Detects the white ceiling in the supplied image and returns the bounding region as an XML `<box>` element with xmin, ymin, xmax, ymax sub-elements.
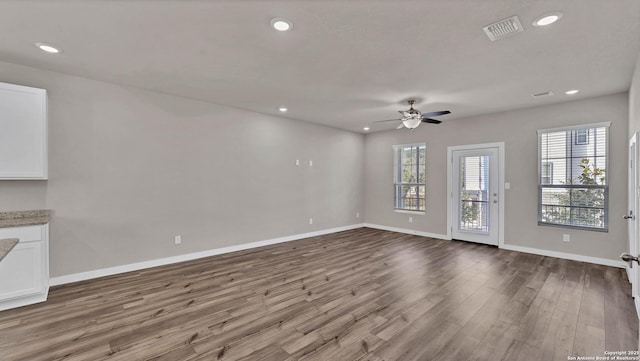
<box><xmin>1</xmin><ymin>0</ymin><xmax>639</xmax><ymax>133</ymax></box>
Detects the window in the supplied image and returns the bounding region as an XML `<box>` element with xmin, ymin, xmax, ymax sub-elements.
<box><xmin>393</xmin><ymin>143</ymin><xmax>426</xmax><ymax>211</ymax></box>
<box><xmin>538</xmin><ymin>123</ymin><xmax>609</xmax><ymax>231</ymax></box>
<box><xmin>575</xmin><ymin>129</ymin><xmax>589</xmax><ymax>145</ymax></box>
<box><xmin>541</xmin><ymin>162</ymin><xmax>553</xmax><ymax>185</ymax></box>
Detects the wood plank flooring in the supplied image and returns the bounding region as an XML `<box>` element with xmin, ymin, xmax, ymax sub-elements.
<box><xmin>0</xmin><ymin>228</ymin><xmax>637</xmax><ymax>361</ymax></box>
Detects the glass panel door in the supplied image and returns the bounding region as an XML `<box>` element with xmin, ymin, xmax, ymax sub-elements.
<box><xmin>451</xmin><ymin>147</ymin><xmax>499</xmax><ymax>245</ymax></box>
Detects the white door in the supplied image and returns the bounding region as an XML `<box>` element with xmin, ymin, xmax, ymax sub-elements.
<box><xmin>628</xmin><ymin>133</ymin><xmax>638</xmax><ymax>300</ymax></box>
<box><xmin>451</xmin><ymin>147</ymin><xmax>500</xmax><ymax>245</ymax></box>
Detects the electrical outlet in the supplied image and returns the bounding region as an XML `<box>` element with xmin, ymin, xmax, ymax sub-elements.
<box><xmin>562</xmin><ymin>234</ymin><xmax>570</xmax><ymax>242</ymax></box>
<box><xmin>175</xmin><ymin>235</ymin><xmax>182</xmax><ymax>245</ymax></box>
<box><xmin>309</xmin><ymin>218</ymin><xmax>313</xmax><ymax>225</ymax></box>
<box><xmin>356</xmin><ymin>212</ymin><xmax>360</xmax><ymax>218</ymax></box>
<box><xmin>409</xmin><ymin>217</ymin><xmax>413</xmax><ymax>223</ymax></box>
<box><xmin>295</xmin><ymin>159</ymin><xmax>300</xmax><ymax>166</ymax></box>
<box><xmin>309</xmin><ymin>160</ymin><xmax>313</xmax><ymax>167</ymax></box>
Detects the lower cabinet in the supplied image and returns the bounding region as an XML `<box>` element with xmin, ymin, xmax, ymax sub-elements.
<box><xmin>0</xmin><ymin>224</ymin><xmax>49</xmax><ymax>311</ymax></box>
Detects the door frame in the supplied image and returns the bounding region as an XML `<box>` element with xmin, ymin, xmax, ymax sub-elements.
<box><xmin>629</xmin><ymin>133</ymin><xmax>640</xmax><ymax>317</ymax></box>
<box><xmin>447</xmin><ymin>142</ymin><xmax>505</xmax><ymax>247</ymax></box>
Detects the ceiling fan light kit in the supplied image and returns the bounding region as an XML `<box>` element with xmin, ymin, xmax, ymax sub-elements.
<box><xmin>402</xmin><ymin>118</ymin><xmax>422</xmax><ymax>129</ymax></box>
<box><xmin>373</xmin><ymin>99</ymin><xmax>450</xmax><ymax>130</ymax></box>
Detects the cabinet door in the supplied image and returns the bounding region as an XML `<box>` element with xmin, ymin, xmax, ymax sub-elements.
<box><xmin>0</xmin><ymin>241</ymin><xmax>44</xmax><ymax>300</ymax></box>
<box><xmin>0</xmin><ymin>82</ymin><xmax>47</xmax><ymax>179</ymax></box>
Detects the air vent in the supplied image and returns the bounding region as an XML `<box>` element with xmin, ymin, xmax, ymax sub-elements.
<box><xmin>483</xmin><ymin>16</ymin><xmax>524</xmax><ymax>41</ymax></box>
<box><xmin>532</xmin><ymin>91</ymin><xmax>554</xmax><ymax>97</ymax></box>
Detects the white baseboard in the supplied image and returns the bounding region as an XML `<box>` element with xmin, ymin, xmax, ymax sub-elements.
<box><xmin>365</xmin><ymin>223</ymin><xmax>624</xmax><ymax>269</ymax></box>
<box><xmin>500</xmin><ymin>244</ymin><xmax>626</xmax><ymax>268</ymax></box>
<box><xmin>50</xmin><ymin>223</ymin><xmax>628</xmax><ymax>287</ymax></box>
<box><xmin>363</xmin><ymin>223</ymin><xmax>624</xmax><ymax>268</ymax></box>
<box><xmin>50</xmin><ymin>223</ymin><xmax>365</xmax><ymax>286</ymax></box>
<box><xmin>624</xmin><ymin>267</ymin><xmax>640</xmax><ymax>320</ymax></box>
<box><xmin>363</xmin><ymin>223</ymin><xmax>450</xmax><ymax>240</ymax></box>
<box><xmin>0</xmin><ymin>292</ymin><xmax>48</xmax><ymax>312</ymax></box>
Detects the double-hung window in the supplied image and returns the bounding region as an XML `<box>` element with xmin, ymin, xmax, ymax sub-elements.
<box><xmin>393</xmin><ymin>143</ymin><xmax>426</xmax><ymax>211</ymax></box>
<box><xmin>538</xmin><ymin>123</ymin><xmax>609</xmax><ymax>231</ymax></box>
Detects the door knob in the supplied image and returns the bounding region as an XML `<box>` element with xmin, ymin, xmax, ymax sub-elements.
<box><xmin>620</xmin><ymin>253</ymin><xmax>640</xmax><ymax>267</ymax></box>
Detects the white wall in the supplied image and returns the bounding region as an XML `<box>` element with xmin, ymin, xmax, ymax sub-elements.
<box><xmin>0</xmin><ymin>58</ymin><xmax>632</xmax><ymax>278</ymax></box>
<box><xmin>364</xmin><ymin>93</ymin><xmax>628</xmax><ymax>261</ymax></box>
<box><xmin>0</xmin><ymin>61</ymin><xmax>364</xmax><ymax>277</ymax></box>
<box><xmin>630</xmin><ymin>51</ymin><xmax>640</xmax><ymax>138</ymax></box>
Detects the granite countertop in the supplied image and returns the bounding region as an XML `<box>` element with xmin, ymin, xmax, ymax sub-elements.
<box><xmin>0</xmin><ymin>238</ymin><xmax>19</xmax><ymax>262</ymax></box>
<box><xmin>0</xmin><ymin>210</ymin><xmax>51</xmax><ymax>228</ymax></box>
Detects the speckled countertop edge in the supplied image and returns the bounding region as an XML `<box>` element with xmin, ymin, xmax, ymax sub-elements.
<box><xmin>0</xmin><ymin>210</ymin><xmax>51</xmax><ymax>228</ymax></box>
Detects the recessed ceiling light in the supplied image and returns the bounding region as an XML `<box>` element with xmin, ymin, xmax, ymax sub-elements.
<box><xmin>278</xmin><ymin>106</ymin><xmax>288</xmax><ymax>112</ymax></box>
<box><xmin>270</xmin><ymin>18</ymin><xmax>293</xmax><ymax>31</ymax></box>
<box><xmin>35</xmin><ymin>42</ymin><xmax>61</xmax><ymax>54</ymax></box>
<box><xmin>533</xmin><ymin>12</ymin><xmax>563</xmax><ymax>27</ymax></box>
<box><xmin>363</xmin><ymin>127</ymin><xmax>370</xmax><ymax>131</ymax></box>
<box><xmin>565</xmin><ymin>89</ymin><xmax>580</xmax><ymax>95</ymax></box>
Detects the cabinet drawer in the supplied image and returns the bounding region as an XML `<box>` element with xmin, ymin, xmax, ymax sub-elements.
<box><xmin>0</xmin><ymin>225</ymin><xmax>42</xmax><ymax>243</ymax></box>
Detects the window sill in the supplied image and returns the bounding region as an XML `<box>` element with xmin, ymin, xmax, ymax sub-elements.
<box><xmin>538</xmin><ymin>221</ymin><xmax>608</xmax><ymax>233</ymax></box>
<box><xmin>394</xmin><ymin>209</ymin><xmax>426</xmax><ymax>215</ymax></box>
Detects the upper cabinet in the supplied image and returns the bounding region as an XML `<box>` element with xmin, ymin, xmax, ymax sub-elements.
<box><xmin>0</xmin><ymin>82</ymin><xmax>48</xmax><ymax>180</ymax></box>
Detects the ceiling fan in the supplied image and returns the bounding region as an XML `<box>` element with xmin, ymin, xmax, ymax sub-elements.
<box><xmin>375</xmin><ymin>100</ymin><xmax>451</xmax><ymax>129</ymax></box>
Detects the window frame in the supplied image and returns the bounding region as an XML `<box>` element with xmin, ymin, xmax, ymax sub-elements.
<box><xmin>393</xmin><ymin>143</ymin><xmax>426</xmax><ymax>212</ymax></box>
<box><xmin>537</xmin><ymin>122</ymin><xmax>610</xmax><ymax>232</ymax></box>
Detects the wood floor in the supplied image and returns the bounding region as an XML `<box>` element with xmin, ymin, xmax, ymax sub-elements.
<box><xmin>0</xmin><ymin>228</ymin><xmax>637</xmax><ymax>361</ymax></box>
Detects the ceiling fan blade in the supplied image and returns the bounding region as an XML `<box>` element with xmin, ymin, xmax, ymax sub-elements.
<box><xmin>396</xmin><ymin>123</ymin><xmax>405</xmax><ymax>129</ymax></box>
<box><xmin>422</xmin><ymin>118</ymin><xmax>442</xmax><ymax>124</ymax></box>
<box><xmin>373</xmin><ymin>119</ymin><xmax>402</xmax><ymax>123</ymax></box>
<box><xmin>421</xmin><ymin>110</ymin><xmax>451</xmax><ymax>117</ymax></box>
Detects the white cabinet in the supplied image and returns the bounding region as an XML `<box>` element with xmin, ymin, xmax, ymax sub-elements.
<box><xmin>0</xmin><ymin>82</ymin><xmax>48</xmax><ymax>179</ymax></box>
<box><xmin>0</xmin><ymin>224</ymin><xmax>49</xmax><ymax>311</ymax></box>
